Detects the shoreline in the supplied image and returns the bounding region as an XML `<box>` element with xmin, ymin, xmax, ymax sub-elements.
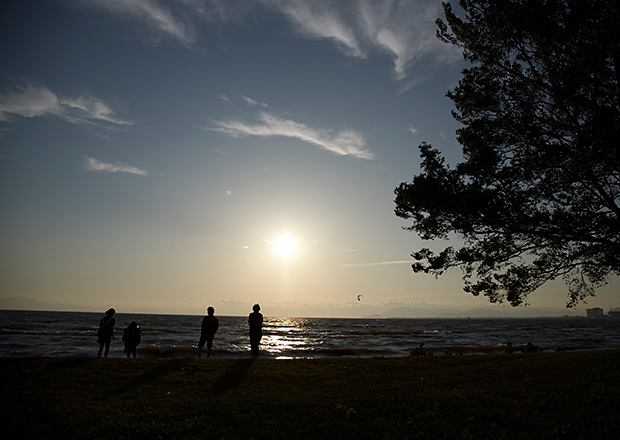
<box><xmin>3</xmin><ymin>340</ymin><xmax>615</xmax><ymax>360</ymax></box>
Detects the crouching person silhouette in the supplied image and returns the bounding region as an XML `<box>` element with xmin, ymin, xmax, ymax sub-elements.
<box><xmin>123</xmin><ymin>321</ymin><xmax>141</xmax><ymax>358</ymax></box>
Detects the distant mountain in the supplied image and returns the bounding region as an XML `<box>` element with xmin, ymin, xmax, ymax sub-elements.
<box><xmin>377</xmin><ymin>306</ymin><xmax>578</xmax><ymax>318</ymax></box>
<box><xmin>373</xmin><ymin>307</ymin><xmax>444</xmax><ymax>318</ymax></box>
<box><xmin>441</xmin><ymin>307</ymin><xmax>576</xmax><ymax>318</ymax></box>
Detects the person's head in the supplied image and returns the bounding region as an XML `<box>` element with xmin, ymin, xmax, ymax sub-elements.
<box><xmin>207</xmin><ymin>306</ymin><xmax>215</xmax><ymax>316</ymax></box>
<box><xmin>106</xmin><ymin>308</ymin><xmax>116</xmax><ymax>316</ymax></box>
<box><xmin>252</xmin><ymin>304</ymin><xmax>260</xmax><ymax>313</ymax></box>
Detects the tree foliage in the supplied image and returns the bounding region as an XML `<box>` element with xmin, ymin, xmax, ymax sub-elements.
<box><xmin>394</xmin><ymin>0</ymin><xmax>620</xmax><ymax>307</ymax></box>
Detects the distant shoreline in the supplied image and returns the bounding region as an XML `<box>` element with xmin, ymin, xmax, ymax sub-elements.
<box><xmin>0</xmin><ymin>306</ymin><xmax>592</xmax><ymax>319</ymax></box>
<box><xmin>0</xmin><ymin>295</ymin><xmax>605</xmax><ymax>318</ymax></box>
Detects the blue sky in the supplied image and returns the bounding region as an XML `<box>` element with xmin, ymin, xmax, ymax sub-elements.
<box><xmin>1</xmin><ymin>0</ymin><xmax>617</xmax><ymax>317</ymax></box>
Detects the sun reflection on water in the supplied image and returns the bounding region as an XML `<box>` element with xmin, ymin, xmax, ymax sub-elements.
<box><xmin>261</xmin><ymin>318</ymin><xmax>316</xmax><ymax>358</ymax></box>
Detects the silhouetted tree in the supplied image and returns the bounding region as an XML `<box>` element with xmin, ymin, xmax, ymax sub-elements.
<box><xmin>394</xmin><ymin>0</ymin><xmax>619</xmax><ymax>307</ymax></box>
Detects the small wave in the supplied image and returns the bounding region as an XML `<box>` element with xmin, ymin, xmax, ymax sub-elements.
<box><xmin>0</xmin><ymin>329</ymin><xmax>68</xmax><ymax>336</ymax></box>
<box><xmin>136</xmin><ymin>328</ymin><xmax>167</xmax><ymax>335</ymax></box>
<box><xmin>76</xmin><ymin>326</ymin><xmax>96</xmax><ymax>332</ymax></box>
<box><xmin>139</xmin><ymin>344</ymin><xmax>197</xmax><ymax>358</ymax></box>
<box><xmin>349</xmin><ymin>330</ymin><xmax>412</xmax><ymax>336</ymax></box>
<box><xmin>438</xmin><ymin>344</ymin><xmax>506</xmax><ymax>354</ymax></box>
<box><xmin>315</xmin><ymin>347</ymin><xmax>389</xmax><ymax>357</ymax></box>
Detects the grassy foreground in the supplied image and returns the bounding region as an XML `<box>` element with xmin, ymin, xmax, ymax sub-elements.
<box><xmin>2</xmin><ymin>350</ymin><xmax>619</xmax><ymax>440</ymax></box>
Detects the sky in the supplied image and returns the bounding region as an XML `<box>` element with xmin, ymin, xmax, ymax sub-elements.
<box><xmin>1</xmin><ymin>0</ymin><xmax>617</xmax><ymax>317</ymax></box>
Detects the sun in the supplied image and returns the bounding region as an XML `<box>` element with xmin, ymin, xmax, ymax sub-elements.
<box><xmin>273</xmin><ymin>235</ymin><xmax>297</xmax><ymax>258</ymax></box>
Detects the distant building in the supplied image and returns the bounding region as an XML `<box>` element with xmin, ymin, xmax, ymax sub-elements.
<box><xmin>586</xmin><ymin>307</ymin><xmax>605</xmax><ymax>318</ymax></box>
<box><xmin>608</xmin><ymin>308</ymin><xmax>620</xmax><ymax>319</ymax></box>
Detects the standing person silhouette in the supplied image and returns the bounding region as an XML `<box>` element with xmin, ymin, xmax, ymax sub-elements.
<box><xmin>97</xmin><ymin>308</ymin><xmax>116</xmax><ymax>358</ymax></box>
<box><xmin>198</xmin><ymin>306</ymin><xmax>219</xmax><ymax>359</ymax></box>
<box><xmin>248</xmin><ymin>304</ymin><xmax>263</xmax><ymax>358</ymax></box>
<box><xmin>122</xmin><ymin>321</ymin><xmax>141</xmax><ymax>358</ymax></box>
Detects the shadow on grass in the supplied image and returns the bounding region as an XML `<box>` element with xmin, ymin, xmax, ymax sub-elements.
<box><xmin>48</xmin><ymin>358</ymin><xmax>93</xmax><ymax>371</ymax></box>
<box><xmin>110</xmin><ymin>359</ymin><xmax>191</xmax><ymax>396</ymax></box>
<box><xmin>211</xmin><ymin>358</ymin><xmax>255</xmax><ymax>396</ymax></box>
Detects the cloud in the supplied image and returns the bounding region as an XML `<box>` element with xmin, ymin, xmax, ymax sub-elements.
<box><xmin>78</xmin><ymin>0</ymin><xmax>197</xmax><ymax>46</ymax></box>
<box><xmin>60</xmin><ymin>96</ymin><xmax>133</xmax><ymax>126</ymax></box>
<box><xmin>76</xmin><ymin>0</ymin><xmax>253</xmax><ymax>46</ymax></box>
<box><xmin>0</xmin><ymin>82</ymin><xmax>59</xmax><ymax>120</ymax></box>
<box><xmin>74</xmin><ymin>0</ymin><xmax>459</xmax><ymax>83</ymax></box>
<box><xmin>261</xmin><ymin>0</ymin><xmax>460</xmax><ymax>81</ymax></box>
<box><xmin>357</xmin><ymin>0</ymin><xmax>448</xmax><ymax>80</ymax></box>
<box><xmin>0</xmin><ymin>80</ymin><xmax>133</xmax><ymax>128</ymax></box>
<box><xmin>264</xmin><ymin>0</ymin><xmax>363</xmax><ymax>57</ymax></box>
<box><xmin>240</xmin><ymin>95</ymin><xmax>268</xmax><ymax>107</ymax></box>
<box><xmin>210</xmin><ymin>112</ymin><xmax>374</xmax><ymax>159</ymax></box>
<box><xmin>241</xmin><ymin>95</ymin><xmax>258</xmax><ymax>106</ymax></box>
<box><xmin>84</xmin><ymin>156</ymin><xmax>147</xmax><ymax>176</ymax></box>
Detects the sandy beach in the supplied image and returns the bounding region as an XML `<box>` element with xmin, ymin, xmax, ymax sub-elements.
<box><xmin>2</xmin><ymin>349</ymin><xmax>619</xmax><ymax>439</ymax></box>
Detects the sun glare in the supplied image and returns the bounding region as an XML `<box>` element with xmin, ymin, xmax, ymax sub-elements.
<box><xmin>273</xmin><ymin>235</ymin><xmax>297</xmax><ymax>258</ymax></box>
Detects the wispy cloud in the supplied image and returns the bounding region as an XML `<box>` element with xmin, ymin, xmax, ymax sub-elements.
<box><xmin>0</xmin><ymin>80</ymin><xmax>133</xmax><ymax>128</ymax></box>
<box><xmin>261</xmin><ymin>0</ymin><xmax>460</xmax><ymax>81</ymax></box>
<box><xmin>0</xmin><ymin>82</ymin><xmax>58</xmax><ymax>120</ymax></box>
<box><xmin>78</xmin><ymin>0</ymin><xmax>197</xmax><ymax>46</ymax></box>
<box><xmin>77</xmin><ymin>0</ymin><xmax>256</xmax><ymax>46</ymax></box>
<box><xmin>84</xmin><ymin>156</ymin><xmax>147</xmax><ymax>176</ymax></box>
<box><xmin>74</xmin><ymin>0</ymin><xmax>459</xmax><ymax>84</ymax></box>
<box><xmin>265</xmin><ymin>0</ymin><xmax>363</xmax><ymax>57</ymax></box>
<box><xmin>240</xmin><ymin>95</ymin><xmax>268</xmax><ymax>107</ymax></box>
<box><xmin>60</xmin><ymin>95</ymin><xmax>132</xmax><ymax>126</ymax></box>
<box><xmin>341</xmin><ymin>260</ymin><xmax>412</xmax><ymax>267</ymax></box>
<box><xmin>358</xmin><ymin>0</ymin><xmax>449</xmax><ymax>80</ymax></box>
<box><xmin>209</xmin><ymin>112</ymin><xmax>374</xmax><ymax>160</ymax></box>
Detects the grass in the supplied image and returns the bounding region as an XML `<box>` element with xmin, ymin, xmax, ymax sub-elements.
<box><xmin>2</xmin><ymin>350</ymin><xmax>619</xmax><ymax>439</ymax></box>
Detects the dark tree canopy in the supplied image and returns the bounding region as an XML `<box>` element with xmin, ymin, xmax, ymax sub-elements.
<box><xmin>394</xmin><ymin>0</ymin><xmax>620</xmax><ymax>307</ymax></box>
